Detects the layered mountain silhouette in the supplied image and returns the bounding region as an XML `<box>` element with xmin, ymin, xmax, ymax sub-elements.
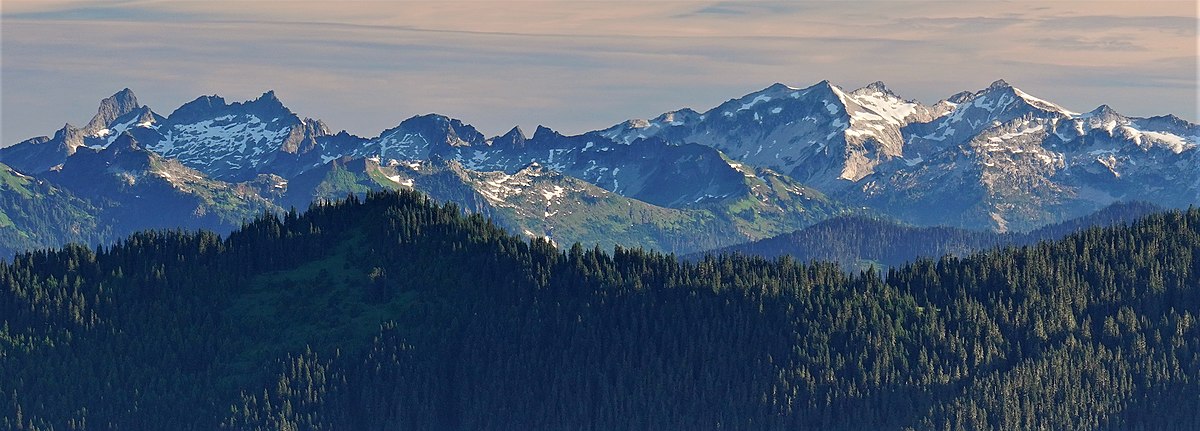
<box><xmin>1</xmin><ymin>81</ymin><xmax>1195</xmax><ymax>256</ymax></box>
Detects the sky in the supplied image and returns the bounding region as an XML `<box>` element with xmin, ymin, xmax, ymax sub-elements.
<box><xmin>1</xmin><ymin>0</ymin><xmax>1197</xmax><ymax>145</ymax></box>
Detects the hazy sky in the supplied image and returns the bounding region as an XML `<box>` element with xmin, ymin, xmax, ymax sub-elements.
<box><xmin>2</xmin><ymin>1</ymin><xmax>1196</xmax><ymax>144</ymax></box>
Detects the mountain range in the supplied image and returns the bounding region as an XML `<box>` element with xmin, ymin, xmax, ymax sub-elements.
<box><xmin>1</xmin><ymin>80</ymin><xmax>1196</xmax><ymax>256</ymax></box>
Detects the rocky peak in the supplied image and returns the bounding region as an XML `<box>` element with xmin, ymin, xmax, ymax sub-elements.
<box><xmin>761</xmin><ymin>82</ymin><xmax>795</xmax><ymax>94</ymax></box>
<box><xmin>244</xmin><ymin>90</ymin><xmax>292</xmax><ymax>118</ymax></box>
<box><xmin>101</xmin><ymin>106</ymin><xmax>162</xmax><ymax>133</ymax></box>
<box><xmin>944</xmin><ymin>91</ymin><xmax>976</xmax><ymax>104</ymax></box>
<box><xmin>950</xmin><ymin>78</ymin><xmax>1075</xmax><ymax>120</ymax></box>
<box><xmin>84</xmin><ymin>88</ymin><xmax>140</xmax><ymax>135</ymax></box>
<box><xmin>853</xmin><ymin>81</ymin><xmax>899</xmax><ymax>98</ymax></box>
<box><xmin>622</xmin><ymin>119</ymin><xmax>652</xmax><ymax>129</ymax></box>
<box><xmin>722</xmin><ymin>82</ymin><xmax>821</xmax><ymax>114</ymax></box>
<box><xmin>519</xmin><ymin>161</ymin><xmax>546</xmax><ymax>174</ymax></box>
<box><xmin>864</xmin><ymin>81</ymin><xmax>889</xmax><ymax>91</ymax></box>
<box><xmin>52</xmin><ymin>124</ymin><xmax>87</xmax><ymax>156</ymax></box>
<box><xmin>132</xmin><ymin>106</ymin><xmax>159</xmax><ymax>124</ymax></box>
<box><xmin>53</xmin><ymin>123</ymin><xmax>79</xmax><ymax>140</ymax></box>
<box><xmin>387</xmin><ymin>114</ymin><xmax>486</xmax><ymax>149</ymax></box>
<box><xmin>1138</xmin><ymin>114</ymin><xmax>1194</xmax><ymax>130</ymax></box>
<box><xmin>493</xmin><ymin>126</ymin><xmax>528</xmax><ymax>148</ymax></box>
<box><xmin>803</xmin><ymin>80</ymin><xmax>847</xmax><ymax>105</ymax></box>
<box><xmin>849</xmin><ymin>81</ymin><xmax>906</xmax><ymax>102</ymax></box>
<box><xmin>279</xmin><ymin>118</ymin><xmax>333</xmax><ymax>154</ymax></box>
<box><xmin>652</xmin><ymin>108</ymin><xmax>701</xmax><ymax>125</ymax></box>
<box><xmin>0</xmin><ymin>124</ymin><xmax>86</xmax><ymax>174</ymax></box>
<box><xmin>967</xmin><ymin>80</ymin><xmax>1020</xmax><ymax>103</ymax></box>
<box><xmin>167</xmin><ymin>95</ymin><xmax>229</xmax><ymax>123</ymax></box>
<box><xmin>108</xmin><ymin>132</ymin><xmax>141</xmax><ymax>153</ymax></box>
<box><xmin>304</xmin><ymin>118</ymin><xmax>332</xmax><ymax>136</ymax></box>
<box><xmin>531</xmin><ymin>125</ymin><xmax>561</xmax><ymax>141</ymax></box>
<box><xmin>1085</xmin><ymin>104</ymin><xmax>1122</xmax><ymax>119</ymax></box>
<box><xmin>395</xmin><ymin>114</ymin><xmax>450</xmax><ymax>132</ymax></box>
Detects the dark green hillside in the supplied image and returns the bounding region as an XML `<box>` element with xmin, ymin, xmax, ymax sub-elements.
<box><xmin>0</xmin><ymin>163</ymin><xmax>113</xmax><ymax>257</ymax></box>
<box><xmin>698</xmin><ymin>201</ymin><xmax>1163</xmax><ymax>270</ymax></box>
<box><xmin>2</xmin><ymin>191</ymin><xmax>1197</xmax><ymax>430</ymax></box>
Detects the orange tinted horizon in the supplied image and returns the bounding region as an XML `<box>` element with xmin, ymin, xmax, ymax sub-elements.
<box><xmin>2</xmin><ymin>1</ymin><xmax>1195</xmax><ymax>144</ymax></box>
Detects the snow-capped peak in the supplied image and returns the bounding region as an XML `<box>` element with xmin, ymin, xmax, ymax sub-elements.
<box><xmin>651</xmin><ymin>108</ymin><xmax>701</xmax><ymax>126</ymax></box>
<box><xmin>1012</xmin><ymin>87</ymin><xmax>1078</xmax><ymax>117</ymax></box>
<box><xmin>987</xmin><ymin>79</ymin><xmax>1012</xmax><ymax>90</ymax></box>
<box><xmin>859</xmin><ymin>81</ymin><xmax>894</xmax><ymax>96</ymax></box>
<box><xmin>93</xmin><ymin>106</ymin><xmax>163</xmax><ymax>145</ymax></box>
<box><xmin>961</xmin><ymin>80</ymin><xmax>1076</xmax><ymax>117</ymax></box>
<box><xmin>1081</xmin><ymin>104</ymin><xmax>1122</xmax><ymax>120</ymax></box>
<box><xmin>846</xmin><ymin>82</ymin><xmax>925</xmax><ymax>126</ymax></box>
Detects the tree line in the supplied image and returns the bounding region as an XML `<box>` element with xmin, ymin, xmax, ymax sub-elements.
<box><xmin>2</xmin><ymin>190</ymin><xmax>1197</xmax><ymax>430</ymax></box>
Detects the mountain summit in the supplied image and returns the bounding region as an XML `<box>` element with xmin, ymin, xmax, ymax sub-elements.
<box><xmin>601</xmin><ymin>80</ymin><xmax>1196</xmax><ymax>231</ymax></box>
<box><xmin>83</xmin><ymin>88</ymin><xmax>140</xmax><ymax>136</ymax></box>
<box><xmin>0</xmin><ymin>80</ymin><xmax>1195</xmax><ymax>257</ymax></box>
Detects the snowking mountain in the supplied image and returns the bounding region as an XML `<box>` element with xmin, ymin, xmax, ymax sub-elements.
<box><xmin>0</xmin><ymin>80</ymin><xmax>1195</xmax><ymax>256</ymax></box>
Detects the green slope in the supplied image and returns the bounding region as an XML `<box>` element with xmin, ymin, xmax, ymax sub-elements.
<box><xmin>282</xmin><ymin>157</ymin><xmax>855</xmax><ymax>254</ymax></box>
<box><xmin>1</xmin><ymin>190</ymin><xmax>1197</xmax><ymax>430</ymax></box>
<box><xmin>0</xmin><ymin>163</ymin><xmax>109</xmax><ymax>256</ymax></box>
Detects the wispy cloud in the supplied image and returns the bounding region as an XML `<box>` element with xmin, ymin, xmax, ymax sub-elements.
<box><xmin>1035</xmin><ymin>15</ymin><xmax>1197</xmax><ymax>35</ymax></box>
<box><xmin>672</xmin><ymin>2</ymin><xmax>813</xmax><ymax>19</ymax></box>
<box><xmin>1028</xmin><ymin>37</ymin><xmax>1145</xmax><ymax>52</ymax></box>
<box><xmin>1</xmin><ymin>1</ymin><xmax>1195</xmax><ymax>144</ymax></box>
<box><xmin>894</xmin><ymin>15</ymin><xmax>1025</xmax><ymax>32</ymax></box>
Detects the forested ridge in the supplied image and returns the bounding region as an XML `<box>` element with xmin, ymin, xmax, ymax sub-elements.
<box><xmin>694</xmin><ymin>201</ymin><xmax>1164</xmax><ymax>270</ymax></box>
<box><xmin>2</xmin><ymin>190</ymin><xmax>1198</xmax><ymax>430</ymax></box>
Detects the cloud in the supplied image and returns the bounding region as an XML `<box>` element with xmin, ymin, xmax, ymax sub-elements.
<box><xmin>893</xmin><ymin>15</ymin><xmax>1024</xmax><ymax>32</ymax></box>
<box><xmin>1035</xmin><ymin>15</ymin><xmax>1197</xmax><ymax>36</ymax></box>
<box><xmin>5</xmin><ymin>5</ymin><xmax>203</xmax><ymax>22</ymax></box>
<box><xmin>1</xmin><ymin>1</ymin><xmax>1196</xmax><ymax>145</ymax></box>
<box><xmin>672</xmin><ymin>2</ymin><xmax>813</xmax><ymax>19</ymax></box>
<box><xmin>1028</xmin><ymin>37</ymin><xmax>1144</xmax><ymax>51</ymax></box>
